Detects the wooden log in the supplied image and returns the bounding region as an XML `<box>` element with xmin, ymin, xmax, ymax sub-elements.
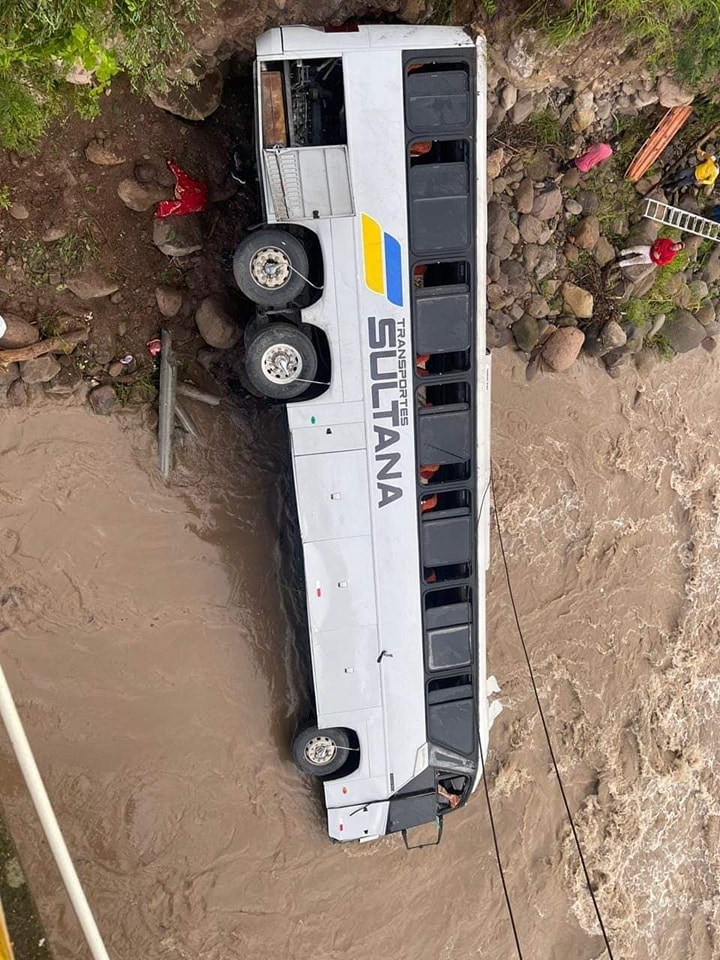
<box><xmin>176</xmin><ymin>381</ymin><xmax>221</xmax><ymax>406</ymax></box>
<box><xmin>0</xmin><ymin>329</ymin><xmax>88</xmax><ymax>365</ymax></box>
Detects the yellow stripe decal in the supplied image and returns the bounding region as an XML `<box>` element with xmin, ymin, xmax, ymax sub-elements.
<box><xmin>361</xmin><ymin>214</ymin><xmax>384</xmax><ymax>296</ymax></box>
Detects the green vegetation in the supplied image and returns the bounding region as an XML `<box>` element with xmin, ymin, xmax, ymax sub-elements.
<box><xmin>21</xmin><ymin>232</ymin><xmax>98</xmax><ymax>287</ymax></box>
<box><xmin>534</xmin><ymin>0</ymin><xmax>720</xmax><ymax>87</ymax></box>
<box><xmin>0</xmin><ymin>0</ymin><xmax>199</xmax><ymax>152</ymax></box>
<box><xmin>528</xmin><ymin>108</ymin><xmax>564</xmax><ymax>146</ymax></box>
<box><xmin>0</xmin><ymin>184</ymin><xmax>11</xmax><ymax>210</ymax></box>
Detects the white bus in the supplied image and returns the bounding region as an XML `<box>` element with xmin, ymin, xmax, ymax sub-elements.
<box><xmin>233</xmin><ymin>23</ymin><xmax>492</xmax><ymax>844</ymax></box>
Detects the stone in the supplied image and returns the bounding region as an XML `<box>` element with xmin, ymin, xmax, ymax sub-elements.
<box><xmin>696</xmin><ymin>303</ymin><xmax>716</xmax><ymax>326</ymax></box>
<box><xmin>571</xmin><ymin>215</ymin><xmax>600</xmax><ymax>251</ymax></box>
<box><xmin>689</xmin><ymin>279</ymin><xmax>709</xmax><ymax>302</ymax></box>
<box><xmin>42</xmin><ymin>224</ymin><xmax>68</xmax><ymax>242</ymax></box>
<box><xmin>0</xmin><ymin>316</ymin><xmax>40</xmax><ymax>349</ymax></box>
<box><xmin>20</xmin><ymin>355</ymin><xmax>61</xmax><ymax>384</ymax></box>
<box><xmin>562</xmin><ymin>167</ymin><xmax>581</xmax><ymax>189</ymax></box>
<box><xmin>523</xmin><ymin>244</ymin><xmax>542</xmax><ymax>273</ymax></box>
<box><xmin>519</xmin><ymin>214</ymin><xmax>545</xmax><ymax>244</ymax></box>
<box><xmin>505</xmin><ymin>33</ymin><xmax>537</xmax><ymax>80</ymax></box>
<box><xmin>153</xmin><ymin>216</ymin><xmax>203</xmax><ymax>257</ymax></box>
<box><xmin>573</xmin><ymin>90</ymin><xmax>595</xmax><ymax>131</ymax></box>
<box><xmin>601</xmin><ymin>321</ymin><xmax>627</xmax><ymax>350</ymax></box>
<box><xmin>487</xmin><ymin>254</ymin><xmax>501</xmax><ymax>282</ymax></box>
<box><xmin>534</xmin><ymin>247</ymin><xmax>557</xmax><ymax>280</ymax></box>
<box><xmin>149</xmin><ymin>69</ymin><xmax>224</xmax><ymax>121</ymax></box>
<box><xmin>0</xmin><ymin>362</ymin><xmax>19</xmax><ymax>386</ymax></box>
<box><xmin>505</xmin><ymin>221</ymin><xmax>520</xmax><ymax>245</ymax></box>
<box><xmin>487</xmin><ymin>284</ymin><xmax>510</xmax><ymax>310</ymax></box>
<box><xmin>117</xmin><ymin>178</ymin><xmax>166</xmax><ymax>212</ymax></box>
<box><xmin>6</xmin><ymin>379</ymin><xmax>27</xmax><ymax>406</ymax></box>
<box><xmin>526</xmin><ymin>295</ymin><xmax>550</xmax><ymax>318</ymax></box>
<box><xmin>665</xmin><ymin>309</ymin><xmax>706</xmax><ymax>353</ymax></box>
<box><xmin>65</xmin><ymin>266</ymin><xmax>119</xmax><ymax>299</ymax></box>
<box><xmin>88</xmin><ymin>328</ymin><xmax>116</xmax><ymax>365</ymax></box>
<box><xmin>656</xmin><ymin>75</ymin><xmax>694</xmax><ymax>108</ymax></box>
<box><xmin>487</xmin><ymin>148</ymin><xmax>505</xmax><ymax>180</ymax></box>
<box><xmin>8</xmin><ymin>202</ymin><xmax>29</xmax><ymax>221</ymax></box>
<box><xmin>89</xmin><ymin>384</ymin><xmax>117</xmax><ymax>415</ymax></box>
<box><xmin>701</xmin><ymin>247</ymin><xmax>720</xmax><ymax>284</ymax></box>
<box><xmin>514</xmin><ymin>177</ymin><xmax>534</xmax><ymax>214</ymax></box>
<box><xmin>562</xmin><ymin>282</ymin><xmax>593</xmax><ymax>318</ymax></box>
<box><xmin>565</xmin><ymin>199</ymin><xmax>583</xmax><ymax>216</ymax></box>
<box><xmin>488</xmin><ymin>309</ymin><xmax>513</xmax><ymax>330</ymax></box>
<box><xmin>564</xmin><ymin>243</ymin><xmax>579</xmax><ymax>263</ymax></box>
<box><xmin>594</xmin><ymin>236</ymin><xmax>616</xmax><ymax>267</ymax></box>
<box><xmin>542</xmin><ymin>326</ymin><xmax>585</xmax><ymax>371</ymax></box>
<box><xmin>500</xmin><ymin>83</ymin><xmax>518</xmax><ymax>110</ymax></box>
<box><xmin>155</xmin><ymin>284</ymin><xmax>183</xmax><ymax>317</ymax></box>
<box><xmin>487</xmin><ymin>322</ymin><xmax>513</xmax><ymax>349</ymax></box>
<box><xmin>701</xmin><ymin>337</ymin><xmax>717</xmax><ymax>353</ymax></box>
<box><xmin>511</xmin><ymin>94</ymin><xmax>534</xmax><ymax>125</ymax></box>
<box><xmin>195</xmin><ymin>298</ymin><xmax>241</xmax><ymax>349</ymax></box>
<box><xmin>576</xmin><ymin>190</ymin><xmax>599</xmax><ymax>215</ymax></box>
<box><xmin>531</xmin><ymin>185</ymin><xmax>562</xmax><ymax>221</ymax></box>
<box><xmin>525</xmin><ymin>151</ymin><xmax>551</xmax><ymax>181</ymax></box>
<box><xmin>511</xmin><ymin>316</ymin><xmax>540</xmax><ymax>352</ymax></box>
<box><xmin>85</xmin><ymin>137</ymin><xmax>126</xmax><ymax>165</ymax></box>
<box><xmin>108</xmin><ymin>361</ymin><xmax>126</xmax><ymax>377</ymax></box>
<box><xmin>487</xmin><ymin>201</ymin><xmax>511</xmax><ymax>255</ymax></box>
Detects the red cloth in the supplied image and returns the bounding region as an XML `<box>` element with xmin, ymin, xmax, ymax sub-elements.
<box><xmin>574</xmin><ymin>142</ymin><xmax>612</xmax><ymax>173</ymax></box>
<box><xmin>650</xmin><ymin>237</ymin><xmax>680</xmax><ymax>266</ymax></box>
<box><xmin>154</xmin><ymin>161</ymin><xmax>208</xmax><ymax>218</ymax></box>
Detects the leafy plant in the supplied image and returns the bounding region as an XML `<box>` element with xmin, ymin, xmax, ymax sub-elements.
<box><xmin>528</xmin><ymin>108</ymin><xmax>563</xmax><ymax>146</ymax></box>
<box><xmin>0</xmin><ymin>185</ymin><xmax>10</xmax><ymax>210</ymax></box>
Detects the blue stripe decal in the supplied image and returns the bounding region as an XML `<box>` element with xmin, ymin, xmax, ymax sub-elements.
<box><xmin>383</xmin><ymin>233</ymin><xmax>403</xmax><ymax>307</ymax></box>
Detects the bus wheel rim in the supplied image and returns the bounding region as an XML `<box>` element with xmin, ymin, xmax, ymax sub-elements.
<box><xmin>304</xmin><ymin>735</ymin><xmax>338</xmax><ymax>766</ymax></box>
<box><xmin>260</xmin><ymin>343</ymin><xmax>303</xmax><ymax>384</ymax></box>
<box><xmin>250</xmin><ymin>246</ymin><xmax>292</xmax><ymax>289</ymax></box>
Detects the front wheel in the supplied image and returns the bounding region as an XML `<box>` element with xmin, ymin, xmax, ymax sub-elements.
<box><xmin>233</xmin><ymin>228</ymin><xmax>309</xmax><ymax>307</ymax></box>
<box><xmin>292</xmin><ymin>726</ymin><xmax>350</xmax><ymax>777</ymax></box>
<box><xmin>244</xmin><ymin>322</ymin><xmax>318</xmax><ymax>400</ymax></box>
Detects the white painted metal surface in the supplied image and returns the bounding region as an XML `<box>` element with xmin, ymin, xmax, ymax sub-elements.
<box><xmin>643</xmin><ymin>197</ymin><xmax>720</xmax><ymax>241</ymax></box>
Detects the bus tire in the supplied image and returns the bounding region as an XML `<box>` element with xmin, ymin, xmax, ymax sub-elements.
<box><xmin>292</xmin><ymin>726</ymin><xmax>350</xmax><ymax>777</ymax></box>
<box><xmin>244</xmin><ymin>322</ymin><xmax>318</xmax><ymax>400</ymax></box>
<box><xmin>233</xmin><ymin>229</ymin><xmax>309</xmax><ymax>307</ymax></box>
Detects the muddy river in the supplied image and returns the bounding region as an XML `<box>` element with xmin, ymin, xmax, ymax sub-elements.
<box><xmin>2</xmin><ymin>348</ymin><xmax>720</xmax><ymax>960</ymax></box>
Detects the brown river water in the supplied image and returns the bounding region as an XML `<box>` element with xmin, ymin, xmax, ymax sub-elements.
<box><xmin>2</xmin><ymin>348</ymin><xmax>720</xmax><ymax>960</ymax></box>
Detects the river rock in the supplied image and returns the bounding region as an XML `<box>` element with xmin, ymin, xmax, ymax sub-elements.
<box><xmin>701</xmin><ymin>247</ymin><xmax>720</xmax><ymax>284</ymax></box>
<box><xmin>505</xmin><ymin>32</ymin><xmax>537</xmax><ymax>80</ymax></box>
<box><xmin>594</xmin><ymin>236</ymin><xmax>616</xmax><ymax>267</ymax></box>
<box><xmin>20</xmin><ymin>355</ymin><xmax>61</xmax><ymax>384</ymax></box>
<box><xmin>601</xmin><ymin>321</ymin><xmax>627</xmax><ymax>350</ymax></box>
<box><xmin>89</xmin><ymin>384</ymin><xmax>117</xmax><ymax>415</ymax></box>
<box><xmin>487</xmin><ymin>322</ymin><xmax>513</xmax><ymax>349</ymax></box>
<box><xmin>487</xmin><ymin>148</ymin><xmax>505</xmax><ymax>180</ymax></box>
<box><xmin>565</xmin><ymin>199</ymin><xmax>583</xmax><ymax>216</ymax></box>
<box><xmin>487</xmin><ymin>283</ymin><xmax>510</xmax><ymax>310</ymax></box>
<box><xmin>656</xmin><ymin>75</ymin><xmax>694</xmax><ymax>108</ymax></box>
<box><xmin>665</xmin><ymin>310</ymin><xmax>706</xmax><ymax>353</ymax></box>
<box><xmin>519</xmin><ymin>214</ymin><xmax>546</xmax><ymax>244</ymax></box>
<box><xmin>85</xmin><ymin>137</ymin><xmax>126</xmax><ymax>166</ymax></box>
<box><xmin>6</xmin><ymin>379</ymin><xmax>27</xmax><ymax>406</ymax></box>
<box><xmin>511</xmin><ymin>93</ymin><xmax>534</xmax><ymax>124</ymax></box>
<box><xmin>514</xmin><ymin>177</ymin><xmax>534</xmax><ymax>214</ymax></box>
<box><xmin>531</xmin><ymin>185</ymin><xmax>562</xmax><ymax>221</ymax></box>
<box><xmin>0</xmin><ymin>362</ymin><xmax>19</xmax><ymax>386</ymax></box>
<box><xmin>155</xmin><ymin>284</ymin><xmax>183</xmax><ymax>318</ymax></box>
<box><xmin>526</xmin><ymin>295</ymin><xmax>550</xmax><ymax>318</ymax></box>
<box><xmin>196</xmin><ymin>298</ymin><xmax>241</xmax><ymax>349</ymax></box>
<box><xmin>571</xmin><ymin>215</ymin><xmax>600</xmax><ymax>251</ymax></box>
<box><xmin>0</xmin><ymin>316</ymin><xmax>40</xmax><ymax>348</ymax></box>
<box><xmin>117</xmin><ymin>178</ymin><xmax>166</xmax><ymax>212</ymax></box>
<box><xmin>42</xmin><ymin>225</ymin><xmax>68</xmax><ymax>242</ymax></box>
<box><xmin>702</xmin><ymin>337</ymin><xmax>717</xmax><ymax>353</ymax></box>
<box><xmin>695</xmin><ymin>302</ymin><xmax>716</xmax><ymax>326</ymax></box>
<box><xmin>500</xmin><ymin>83</ymin><xmax>517</xmax><ymax>110</ymax></box>
<box><xmin>487</xmin><ymin>201</ymin><xmax>511</xmax><ymax>254</ymax></box>
<box><xmin>153</xmin><ymin>216</ymin><xmax>203</xmax><ymax>257</ymax></box>
<box><xmin>511</xmin><ymin>316</ymin><xmax>540</xmax><ymax>352</ymax></box>
<box><xmin>689</xmin><ymin>279</ymin><xmax>709</xmax><ymax>302</ymax></box>
<box><xmin>573</xmin><ymin>90</ymin><xmax>595</xmax><ymax>131</ymax></box>
<box><xmin>542</xmin><ymin>326</ymin><xmax>585</xmax><ymax>371</ymax></box>
<box><xmin>9</xmin><ymin>202</ymin><xmax>29</xmax><ymax>221</ymax></box>
<box><xmin>562</xmin><ymin>282</ymin><xmax>593</xmax><ymax>318</ymax></box>
<box><xmin>535</xmin><ymin>246</ymin><xmax>557</xmax><ymax>280</ymax></box>
<box><xmin>149</xmin><ymin>69</ymin><xmax>224</xmax><ymax>120</ymax></box>
<box><xmin>562</xmin><ymin>167</ymin><xmax>581</xmax><ymax>189</ymax></box>
<box><xmin>65</xmin><ymin>266</ymin><xmax>119</xmax><ymax>299</ymax></box>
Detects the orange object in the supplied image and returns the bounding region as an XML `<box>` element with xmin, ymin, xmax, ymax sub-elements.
<box><xmin>425</xmin><ymin>568</ymin><xmax>437</xmax><ymax>583</ymax></box>
<box><xmin>419</xmin><ymin>464</ymin><xmax>440</xmax><ymax>484</ymax></box>
<box><xmin>625</xmin><ymin>106</ymin><xmax>693</xmax><ymax>183</ymax></box>
<box><xmin>410</xmin><ymin>141</ymin><xmax>433</xmax><ymax>156</ymax></box>
<box><xmin>421</xmin><ymin>494</ymin><xmax>438</xmax><ymax>513</ymax></box>
<box><xmin>416</xmin><ymin>354</ymin><xmax>430</xmax><ymax>377</ymax></box>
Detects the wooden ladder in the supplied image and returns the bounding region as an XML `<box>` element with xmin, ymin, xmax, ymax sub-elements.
<box><xmin>643</xmin><ymin>198</ymin><xmax>720</xmax><ymax>241</ymax></box>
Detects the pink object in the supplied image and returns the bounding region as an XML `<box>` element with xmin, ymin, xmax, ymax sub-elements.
<box><xmin>154</xmin><ymin>161</ymin><xmax>208</xmax><ymax>219</ymax></box>
<box><xmin>146</xmin><ymin>338</ymin><xmax>162</xmax><ymax>357</ymax></box>
<box><xmin>574</xmin><ymin>143</ymin><xmax>613</xmax><ymax>173</ymax></box>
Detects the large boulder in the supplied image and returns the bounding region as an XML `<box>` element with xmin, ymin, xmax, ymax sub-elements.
<box><xmin>487</xmin><ymin>201</ymin><xmax>511</xmax><ymax>254</ymax></box>
<box><xmin>65</xmin><ymin>266</ymin><xmax>119</xmax><ymax>299</ymax></box>
<box><xmin>20</xmin><ymin>356</ymin><xmax>61</xmax><ymax>384</ymax></box>
<box><xmin>656</xmin><ymin>75</ymin><xmax>694</xmax><ymax>108</ymax></box>
<box><xmin>153</xmin><ymin>216</ymin><xmax>203</xmax><ymax>257</ymax></box>
<box><xmin>542</xmin><ymin>327</ymin><xmax>585</xmax><ymax>371</ymax></box>
<box><xmin>531</xmin><ymin>185</ymin><xmax>562</xmax><ymax>221</ymax></box>
<box><xmin>562</xmin><ymin>282</ymin><xmax>594</xmax><ymax>318</ymax></box>
<box><xmin>117</xmin><ymin>178</ymin><xmax>166</xmax><ymax>212</ymax></box>
<box><xmin>571</xmin><ymin>215</ymin><xmax>600</xmax><ymax>251</ymax></box>
<box><xmin>149</xmin><ymin>69</ymin><xmax>224</xmax><ymax>121</ymax></box>
<box><xmin>0</xmin><ymin>316</ymin><xmax>40</xmax><ymax>349</ymax></box>
<box><xmin>664</xmin><ymin>310</ymin><xmax>707</xmax><ymax>353</ymax></box>
<box><xmin>195</xmin><ymin>298</ymin><xmax>241</xmax><ymax>349</ymax></box>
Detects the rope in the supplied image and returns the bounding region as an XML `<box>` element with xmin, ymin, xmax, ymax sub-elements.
<box><xmin>490</xmin><ymin>466</ymin><xmax>616</xmax><ymax>960</ymax></box>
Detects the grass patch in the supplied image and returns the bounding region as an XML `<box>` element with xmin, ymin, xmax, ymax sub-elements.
<box><xmin>528</xmin><ymin>108</ymin><xmax>564</xmax><ymax>146</ymax></box>
<box><xmin>428</xmin><ymin>0</ymin><xmax>455</xmax><ymax>25</ymax></box>
<box><xmin>0</xmin><ymin>0</ymin><xmax>199</xmax><ymax>152</ymax></box>
<box><xmin>21</xmin><ymin>232</ymin><xmax>97</xmax><ymax>287</ymax></box>
<box><xmin>0</xmin><ymin>185</ymin><xmax>10</xmax><ymax>210</ymax></box>
<box><xmin>533</xmin><ymin>0</ymin><xmax>720</xmax><ymax>87</ymax></box>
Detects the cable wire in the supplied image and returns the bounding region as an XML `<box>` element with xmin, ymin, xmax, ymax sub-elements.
<box><xmin>490</xmin><ymin>466</ymin><xmax>616</xmax><ymax>960</ymax></box>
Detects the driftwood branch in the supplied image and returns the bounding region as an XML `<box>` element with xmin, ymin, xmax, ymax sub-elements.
<box><xmin>176</xmin><ymin>381</ymin><xmax>221</xmax><ymax>406</ymax></box>
<box><xmin>0</xmin><ymin>329</ymin><xmax>88</xmax><ymax>365</ymax></box>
